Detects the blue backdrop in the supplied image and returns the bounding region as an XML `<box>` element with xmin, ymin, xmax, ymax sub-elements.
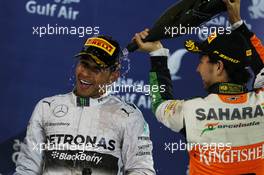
<box><xmin>0</xmin><ymin>0</ymin><xmax>263</xmax><ymax>174</ymax></box>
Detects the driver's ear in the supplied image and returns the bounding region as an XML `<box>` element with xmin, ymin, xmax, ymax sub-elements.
<box><xmin>216</xmin><ymin>60</ymin><xmax>225</xmax><ymax>74</ymax></box>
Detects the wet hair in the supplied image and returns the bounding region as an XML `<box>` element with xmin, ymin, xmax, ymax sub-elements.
<box><xmin>207</xmin><ymin>54</ymin><xmax>251</xmax><ymax>85</ymax></box>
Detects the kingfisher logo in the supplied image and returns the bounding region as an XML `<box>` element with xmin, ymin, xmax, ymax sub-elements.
<box><xmin>200</xmin><ymin>123</ymin><xmax>219</xmax><ymax>136</ymax></box>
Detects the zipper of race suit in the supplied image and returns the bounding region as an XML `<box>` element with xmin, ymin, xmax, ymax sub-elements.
<box><xmin>77</xmin><ymin>106</ymin><xmax>84</xmax><ymax>134</ymax></box>
<box><xmin>72</xmin><ymin>106</ymin><xmax>84</xmax><ymax>171</ymax></box>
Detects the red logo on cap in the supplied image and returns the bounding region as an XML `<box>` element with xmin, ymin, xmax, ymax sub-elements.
<box><xmin>85</xmin><ymin>38</ymin><xmax>116</xmax><ymax>56</ymax></box>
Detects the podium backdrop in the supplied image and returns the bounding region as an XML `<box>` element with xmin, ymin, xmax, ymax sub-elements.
<box><xmin>0</xmin><ymin>0</ymin><xmax>263</xmax><ymax>174</ymax></box>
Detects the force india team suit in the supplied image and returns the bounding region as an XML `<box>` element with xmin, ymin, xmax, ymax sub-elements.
<box><xmin>149</xmin><ymin>22</ymin><xmax>264</xmax><ymax>175</ymax></box>
<box><xmin>15</xmin><ymin>92</ymin><xmax>155</xmax><ymax>175</ymax></box>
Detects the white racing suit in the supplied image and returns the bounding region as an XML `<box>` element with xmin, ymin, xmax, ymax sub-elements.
<box><xmin>14</xmin><ymin>92</ymin><xmax>155</xmax><ymax>175</ymax></box>
<box><xmin>149</xmin><ymin>23</ymin><xmax>264</xmax><ymax>175</ymax></box>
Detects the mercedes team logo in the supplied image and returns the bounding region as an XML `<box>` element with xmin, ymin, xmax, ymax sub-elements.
<box><xmin>53</xmin><ymin>104</ymin><xmax>68</xmax><ymax>117</ymax></box>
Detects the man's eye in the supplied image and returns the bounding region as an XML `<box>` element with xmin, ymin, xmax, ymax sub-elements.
<box><xmin>80</xmin><ymin>62</ymin><xmax>102</xmax><ymax>73</ymax></box>
<box><xmin>80</xmin><ymin>61</ymin><xmax>90</xmax><ymax>68</ymax></box>
<box><xmin>93</xmin><ymin>67</ymin><xmax>102</xmax><ymax>73</ymax></box>
<box><xmin>80</xmin><ymin>60</ymin><xmax>85</xmax><ymax>65</ymax></box>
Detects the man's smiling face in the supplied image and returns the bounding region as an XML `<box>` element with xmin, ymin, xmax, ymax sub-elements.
<box><xmin>75</xmin><ymin>57</ymin><xmax>117</xmax><ymax>98</ymax></box>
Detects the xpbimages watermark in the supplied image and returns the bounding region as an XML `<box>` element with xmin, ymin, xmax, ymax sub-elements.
<box><xmin>164</xmin><ymin>141</ymin><xmax>264</xmax><ymax>165</ymax></box>
<box><xmin>32</xmin><ymin>141</ymin><xmax>106</xmax><ymax>153</ymax></box>
<box><xmin>98</xmin><ymin>82</ymin><xmax>166</xmax><ymax>95</ymax></box>
<box><xmin>164</xmin><ymin>140</ymin><xmax>232</xmax><ymax>153</ymax></box>
<box><xmin>164</xmin><ymin>24</ymin><xmax>231</xmax><ymax>37</ymax></box>
<box><xmin>32</xmin><ymin>24</ymin><xmax>100</xmax><ymax>37</ymax></box>
<box><xmin>32</xmin><ymin>142</ymin><xmax>103</xmax><ymax>164</ymax></box>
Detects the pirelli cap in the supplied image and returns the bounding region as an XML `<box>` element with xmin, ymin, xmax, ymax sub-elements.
<box><xmin>184</xmin><ymin>31</ymin><xmax>252</xmax><ymax>67</ymax></box>
<box><xmin>75</xmin><ymin>35</ymin><xmax>121</xmax><ymax>68</ymax></box>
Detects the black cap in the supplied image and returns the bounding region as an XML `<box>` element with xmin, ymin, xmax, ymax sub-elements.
<box><xmin>75</xmin><ymin>35</ymin><xmax>121</xmax><ymax>68</ymax></box>
<box><xmin>184</xmin><ymin>32</ymin><xmax>253</xmax><ymax>67</ymax></box>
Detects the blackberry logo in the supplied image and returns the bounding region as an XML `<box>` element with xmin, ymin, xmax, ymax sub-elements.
<box><xmin>51</xmin><ymin>151</ymin><xmax>59</xmax><ymax>158</ymax></box>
